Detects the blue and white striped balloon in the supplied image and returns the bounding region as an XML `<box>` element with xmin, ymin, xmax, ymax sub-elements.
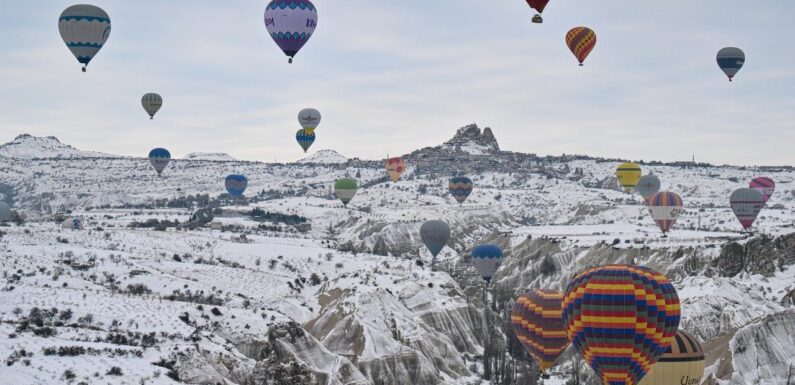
<box><xmin>471</xmin><ymin>244</ymin><xmax>503</xmax><ymax>284</ymax></box>
<box><xmin>716</xmin><ymin>47</ymin><xmax>745</xmax><ymax>82</ymax></box>
<box><xmin>58</xmin><ymin>4</ymin><xmax>111</xmax><ymax>72</ymax></box>
<box><xmin>148</xmin><ymin>148</ymin><xmax>171</xmax><ymax>176</ymax></box>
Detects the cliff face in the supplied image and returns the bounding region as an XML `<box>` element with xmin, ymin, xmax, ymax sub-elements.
<box><xmin>441</xmin><ymin>124</ymin><xmax>500</xmax><ymax>155</ymax></box>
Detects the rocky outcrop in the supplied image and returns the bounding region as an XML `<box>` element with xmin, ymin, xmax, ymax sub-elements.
<box><xmin>713</xmin><ymin>233</ymin><xmax>795</xmax><ymax>277</ymax></box>
<box><xmin>727</xmin><ymin>309</ymin><xmax>795</xmax><ymax>385</ymax></box>
<box><xmin>441</xmin><ymin>124</ymin><xmax>500</xmax><ymax>155</ymax></box>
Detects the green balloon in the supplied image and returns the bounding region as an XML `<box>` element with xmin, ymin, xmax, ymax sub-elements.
<box><xmin>334</xmin><ymin>178</ymin><xmax>358</xmax><ymax>206</ymax></box>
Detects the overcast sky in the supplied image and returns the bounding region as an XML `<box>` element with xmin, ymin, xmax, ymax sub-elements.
<box><xmin>0</xmin><ymin>1</ymin><xmax>793</xmax><ymax>165</ymax></box>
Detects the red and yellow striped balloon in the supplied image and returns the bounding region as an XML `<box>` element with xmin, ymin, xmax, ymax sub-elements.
<box><xmin>511</xmin><ymin>290</ymin><xmax>570</xmax><ymax>374</ymax></box>
<box><xmin>562</xmin><ymin>265</ymin><xmax>681</xmax><ymax>385</ymax></box>
<box><xmin>566</xmin><ymin>26</ymin><xmax>597</xmax><ymax>66</ymax></box>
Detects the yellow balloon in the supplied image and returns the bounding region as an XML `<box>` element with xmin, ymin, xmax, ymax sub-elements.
<box><xmin>615</xmin><ymin>162</ymin><xmax>642</xmax><ymax>192</ymax></box>
<box><xmin>639</xmin><ymin>330</ymin><xmax>705</xmax><ymax>385</ymax></box>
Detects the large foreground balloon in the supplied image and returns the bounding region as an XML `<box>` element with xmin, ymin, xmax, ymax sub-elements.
<box><xmin>0</xmin><ymin>202</ymin><xmax>11</xmax><ymax>222</ymax></box>
<box><xmin>749</xmin><ymin>177</ymin><xmax>775</xmax><ymax>204</ymax></box>
<box><xmin>264</xmin><ymin>0</ymin><xmax>318</xmax><ymax>63</ymax></box>
<box><xmin>511</xmin><ymin>290</ymin><xmax>569</xmax><ymax>375</ymax></box>
<box><xmin>385</xmin><ymin>157</ymin><xmax>405</xmax><ymax>182</ymax></box>
<box><xmin>716</xmin><ymin>47</ymin><xmax>745</xmax><ymax>81</ymax></box>
<box><xmin>566</xmin><ymin>27</ymin><xmax>596</xmax><ymax>66</ymax></box>
<box><xmin>296</xmin><ymin>129</ymin><xmax>315</xmax><ymax>152</ymax></box>
<box><xmin>730</xmin><ymin>188</ymin><xmax>764</xmax><ymax>230</ymax></box>
<box><xmin>636</xmin><ymin>174</ymin><xmax>661</xmax><ymax>201</ymax></box>
<box><xmin>471</xmin><ymin>244</ymin><xmax>503</xmax><ymax>283</ymax></box>
<box><xmin>58</xmin><ymin>4</ymin><xmax>111</xmax><ymax>72</ymax></box>
<box><xmin>615</xmin><ymin>162</ymin><xmax>642</xmax><ymax>193</ymax></box>
<box><xmin>562</xmin><ymin>265</ymin><xmax>681</xmax><ymax>385</ymax></box>
<box><xmin>225</xmin><ymin>175</ymin><xmax>248</xmax><ymax>197</ymax></box>
<box><xmin>62</xmin><ymin>217</ymin><xmax>85</xmax><ymax>230</ymax></box>
<box><xmin>298</xmin><ymin>108</ymin><xmax>321</xmax><ymax>133</ymax></box>
<box><xmin>334</xmin><ymin>178</ymin><xmax>357</xmax><ymax>207</ymax></box>
<box><xmin>449</xmin><ymin>176</ymin><xmax>473</xmax><ymax>204</ymax></box>
<box><xmin>648</xmin><ymin>191</ymin><xmax>684</xmax><ymax>234</ymax></box>
<box><xmin>526</xmin><ymin>0</ymin><xmax>550</xmax><ymax>23</ymax></box>
<box><xmin>420</xmin><ymin>220</ymin><xmax>450</xmax><ymax>266</ymax></box>
<box><xmin>142</xmin><ymin>93</ymin><xmax>163</xmax><ymax>119</ymax></box>
<box><xmin>148</xmin><ymin>148</ymin><xmax>171</xmax><ymax>176</ymax></box>
<box><xmin>639</xmin><ymin>330</ymin><xmax>704</xmax><ymax>385</ymax></box>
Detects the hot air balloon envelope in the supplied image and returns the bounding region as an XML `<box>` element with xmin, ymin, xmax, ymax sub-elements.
<box><xmin>471</xmin><ymin>244</ymin><xmax>503</xmax><ymax>283</ymax></box>
<box><xmin>511</xmin><ymin>290</ymin><xmax>569</xmax><ymax>374</ymax></box>
<box><xmin>298</xmin><ymin>108</ymin><xmax>321</xmax><ymax>132</ymax></box>
<box><xmin>566</xmin><ymin>27</ymin><xmax>596</xmax><ymax>66</ymax></box>
<box><xmin>638</xmin><ymin>330</ymin><xmax>705</xmax><ymax>385</ymax></box>
<box><xmin>749</xmin><ymin>177</ymin><xmax>775</xmax><ymax>204</ymax></box>
<box><xmin>648</xmin><ymin>191</ymin><xmax>684</xmax><ymax>234</ymax></box>
<box><xmin>420</xmin><ymin>220</ymin><xmax>450</xmax><ymax>265</ymax></box>
<box><xmin>730</xmin><ymin>188</ymin><xmax>764</xmax><ymax>230</ymax></box>
<box><xmin>142</xmin><ymin>93</ymin><xmax>163</xmax><ymax>119</ymax></box>
<box><xmin>449</xmin><ymin>176</ymin><xmax>473</xmax><ymax>204</ymax></box>
<box><xmin>385</xmin><ymin>157</ymin><xmax>405</xmax><ymax>182</ymax></box>
<box><xmin>526</xmin><ymin>0</ymin><xmax>550</xmax><ymax>23</ymax></box>
<box><xmin>334</xmin><ymin>178</ymin><xmax>358</xmax><ymax>206</ymax></box>
<box><xmin>148</xmin><ymin>148</ymin><xmax>171</xmax><ymax>175</ymax></box>
<box><xmin>225</xmin><ymin>175</ymin><xmax>248</xmax><ymax>197</ymax></box>
<box><xmin>636</xmin><ymin>174</ymin><xmax>661</xmax><ymax>201</ymax></box>
<box><xmin>615</xmin><ymin>162</ymin><xmax>642</xmax><ymax>193</ymax></box>
<box><xmin>58</xmin><ymin>4</ymin><xmax>111</xmax><ymax>71</ymax></box>
<box><xmin>717</xmin><ymin>47</ymin><xmax>745</xmax><ymax>81</ymax></box>
<box><xmin>562</xmin><ymin>265</ymin><xmax>681</xmax><ymax>385</ymax></box>
<box><xmin>264</xmin><ymin>0</ymin><xmax>318</xmax><ymax>63</ymax></box>
<box><xmin>296</xmin><ymin>129</ymin><xmax>315</xmax><ymax>152</ymax></box>
<box><xmin>62</xmin><ymin>217</ymin><xmax>85</xmax><ymax>230</ymax></box>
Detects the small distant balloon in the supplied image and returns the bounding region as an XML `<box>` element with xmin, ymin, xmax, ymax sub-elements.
<box><xmin>62</xmin><ymin>217</ymin><xmax>85</xmax><ymax>230</ymax></box>
<box><xmin>730</xmin><ymin>188</ymin><xmax>764</xmax><ymax>230</ymax></box>
<box><xmin>749</xmin><ymin>177</ymin><xmax>775</xmax><ymax>204</ymax></box>
<box><xmin>296</xmin><ymin>129</ymin><xmax>315</xmax><ymax>153</ymax></box>
<box><xmin>141</xmin><ymin>93</ymin><xmax>163</xmax><ymax>119</ymax></box>
<box><xmin>385</xmin><ymin>157</ymin><xmax>405</xmax><ymax>183</ymax></box>
<box><xmin>334</xmin><ymin>178</ymin><xmax>358</xmax><ymax>207</ymax></box>
<box><xmin>716</xmin><ymin>47</ymin><xmax>745</xmax><ymax>81</ymax></box>
<box><xmin>420</xmin><ymin>220</ymin><xmax>450</xmax><ymax>267</ymax></box>
<box><xmin>264</xmin><ymin>0</ymin><xmax>318</xmax><ymax>63</ymax></box>
<box><xmin>148</xmin><ymin>148</ymin><xmax>171</xmax><ymax>176</ymax></box>
<box><xmin>648</xmin><ymin>191</ymin><xmax>684</xmax><ymax>235</ymax></box>
<box><xmin>449</xmin><ymin>176</ymin><xmax>473</xmax><ymax>204</ymax></box>
<box><xmin>525</xmin><ymin>0</ymin><xmax>550</xmax><ymax>23</ymax></box>
<box><xmin>615</xmin><ymin>162</ymin><xmax>642</xmax><ymax>193</ymax></box>
<box><xmin>636</xmin><ymin>174</ymin><xmax>661</xmax><ymax>201</ymax></box>
<box><xmin>471</xmin><ymin>244</ymin><xmax>503</xmax><ymax>283</ymax></box>
<box><xmin>225</xmin><ymin>175</ymin><xmax>248</xmax><ymax>197</ymax></box>
<box><xmin>59</xmin><ymin>4</ymin><xmax>111</xmax><ymax>72</ymax></box>
<box><xmin>565</xmin><ymin>27</ymin><xmax>596</xmax><ymax>66</ymax></box>
<box><xmin>298</xmin><ymin>108</ymin><xmax>321</xmax><ymax>133</ymax></box>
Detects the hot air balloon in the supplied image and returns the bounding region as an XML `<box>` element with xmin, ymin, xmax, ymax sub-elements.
<box><xmin>385</xmin><ymin>157</ymin><xmax>405</xmax><ymax>182</ymax></box>
<box><xmin>142</xmin><ymin>93</ymin><xmax>163</xmax><ymax>119</ymax></box>
<box><xmin>420</xmin><ymin>220</ymin><xmax>450</xmax><ymax>267</ymax></box>
<box><xmin>298</xmin><ymin>108</ymin><xmax>321</xmax><ymax>134</ymax></box>
<box><xmin>730</xmin><ymin>188</ymin><xmax>764</xmax><ymax>230</ymax></box>
<box><xmin>562</xmin><ymin>265</ymin><xmax>681</xmax><ymax>385</ymax></box>
<box><xmin>334</xmin><ymin>178</ymin><xmax>357</xmax><ymax>207</ymax></box>
<box><xmin>225</xmin><ymin>175</ymin><xmax>248</xmax><ymax>197</ymax></box>
<box><xmin>511</xmin><ymin>290</ymin><xmax>570</xmax><ymax>376</ymax></box>
<box><xmin>264</xmin><ymin>0</ymin><xmax>318</xmax><ymax>63</ymax></box>
<box><xmin>58</xmin><ymin>4</ymin><xmax>111</xmax><ymax>72</ymax></box>
<box><xmin>148</xmin><ymin>148</ymin><xmax>171</xmax><ymax>176</ymax></box>
<box><xmin>449</xmin><ymin>176</ymin><xmax>473</xmax><ymax>204</ymax></box>
<box><xmin>526</xmin><ymin>0</ymin><xmax>550</xmax><ymax>23</ymax></box>
<box><xmin>648</xmin><ymin>191</ymin><xmax>684</xmax><ymax>235</ymax></box>
<box><xmin>615</xmin><ymin>162</ymin><xmax>642</xmax><ymax>193</ymax></box>
<box><xmin>716</xmin><ymin>47</ymin><xmax>745</xmax><ymax>82</ymax></box>
<box><xmin>749</xmin><ymin>177</ymin><xmax>775</xmax><ymax>204</ymax></box>
<box><xmin>639</xmin><ymin>330</ymin><xmax>705</xmax><ymax>385</ymax></box>
<box><xmin>471</xmin><ymin>244</ymin><xmax>503</xmax><ymax>283</ymax></box>
<box><xmin>0</xmin><ymin>202</ymin><xmax>11</xmax><ymax>222</ymax></box>
<box><xmin>636</xmin><ymin>174</ymin><xmax>661</xmax><ymax>202</ymax></box>
<box><xmin>62</xmin><ymin>217</ymin><xmax>85</xmax><ymax>230</ymax></box>
<box><xmin>566</xmin><ymin>27</ymin><xmax>596</xmax><ymax>66</ymax></box>
<box><xmin>296</xmin><ymin>129</ymin><xmax>315</xmax><ymax>153</ymax></box>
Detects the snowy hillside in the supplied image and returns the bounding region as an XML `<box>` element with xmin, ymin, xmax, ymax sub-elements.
<box><xmin>182</xmin><ymin>152</ymin><xmax>237</xmax><ymax>162</ymax></box>
<box><xmin>297</xmin><ymin>149</ymin><xmax>348</xmax><ymax>164</ymax></box>
<box><xmin>0</xmin><ymin>126</ymin><xmax>793</xmax><ymax>385</ymax></box>
<box><xmin>0</xmin><ymin>134</ymin><xmax>118</xmax><ymax>159</ymax></box>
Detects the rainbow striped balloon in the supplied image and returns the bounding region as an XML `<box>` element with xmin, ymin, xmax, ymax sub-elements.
<box><xmin>511</xmin><ymin>290</ymin><xmax>570</xmax><ymax>374</ymax></box>
<box><xmin>562</xmin><ymin>265</ymin><xmax>681</xmax><ymax>385</ymax></box>
<box><xmin>449</xmin><ymin>176</ymin><xmax>473</xmax><ymax>204</ymax></box>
